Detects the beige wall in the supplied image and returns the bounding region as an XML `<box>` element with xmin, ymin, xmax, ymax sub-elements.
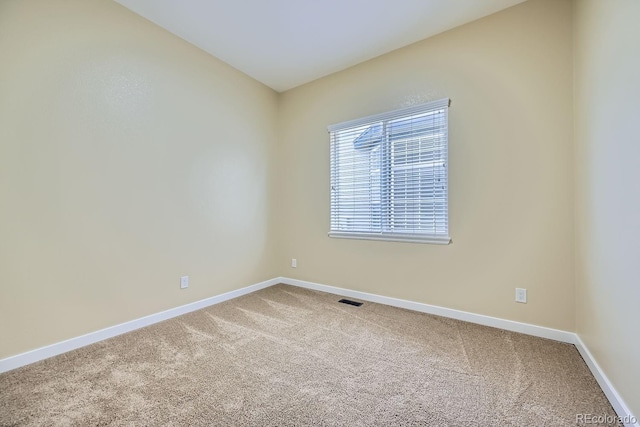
<box><xmin>1</xmin><ymin>0</ymin><xmax>637</xmax><ymax>415</ymax></box>
<box><xmin>0</xmin><ymin>0</ymin><xmax>279</xmax><ymax>359</ymax></box>
<box><xmin>277</xmin><ymin>0</ymin><xmax>575</xmax><ymax>331</ymax></box>
<box><xmin>574</xmin><ymin>0</ymin><xmax>640</xmax><ymax>417</ymax></box>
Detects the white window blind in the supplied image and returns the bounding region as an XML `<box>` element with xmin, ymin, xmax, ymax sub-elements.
<box><xmin>328</xmin><ymin>98</ymin><xmax>450</xmax><ymax>244</ymax></box>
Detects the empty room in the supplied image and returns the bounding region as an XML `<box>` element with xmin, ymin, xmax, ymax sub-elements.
<box><xmin>0</xmin><ymin>0</ymin><xmax>638</xmax><ymax>425</ymax></box>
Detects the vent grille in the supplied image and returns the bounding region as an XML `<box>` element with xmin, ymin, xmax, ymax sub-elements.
<box><xmin>338</xmin><ymin>299</ymin><xmax>363</xmax><ymax>307</ymax></box>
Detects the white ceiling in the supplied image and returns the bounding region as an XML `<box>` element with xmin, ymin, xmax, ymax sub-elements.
<box><xmin>115</xmin><ymin>0</ymin><xmax>527</xmax><ymax>92</ymax></box>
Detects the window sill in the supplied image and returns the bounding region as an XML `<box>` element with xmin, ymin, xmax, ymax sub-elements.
<box><xmin>328</xmin><ymin>231</ymin><xmax>451</xmax><ymax>245</ymax></box>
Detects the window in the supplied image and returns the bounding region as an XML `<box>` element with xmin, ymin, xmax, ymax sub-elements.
<box><xmin>328</xmin><ymin>98</ymin><xmax>450</xmax><ymax>244</ymax></box>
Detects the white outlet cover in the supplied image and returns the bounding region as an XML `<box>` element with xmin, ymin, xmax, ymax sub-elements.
<box><xmin>291</xmin><ymin>259</ymin><xmax>297</xmax><ymax>268</ymax></box>
<box><xmin>180</xmin><ymin>276</ymin><xmax>189</xmax><ymax>289</ymax></box>
<box><xmin>515</xmin><ymin>288</ymin><xmax>527</xmax><ymax>303</ymax></box>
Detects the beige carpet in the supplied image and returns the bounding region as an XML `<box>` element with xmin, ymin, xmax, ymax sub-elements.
<box><xmin>0</xmin><ymin>284</ymin><xmax>619</xmax><ymax>426</ymax></box>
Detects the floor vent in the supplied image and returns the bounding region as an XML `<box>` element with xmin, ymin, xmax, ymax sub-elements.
<box><xmin>338</xmin><ymin>299</ymin><xmax>363</xmax><ymax>307</ymax></box>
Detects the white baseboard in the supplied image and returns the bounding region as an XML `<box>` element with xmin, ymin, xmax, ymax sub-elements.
<box><xmin>0</xmin><ymin>277</ymin><xmax>280</xmax><ymax>374</ymax></box>
<box><xmin>278</xmin><ymin>276</ymin><xmax>636</xmax><ymax>426</ymax></box>
<box><xmin>2</xmin><ymin>275</ymin><xmax>635</xmax><ymax>426</ymax></box>
<box><xmin>278</xmin><ymin>277</ymin><xmax>575</xmax><ymax>343</ymax></box>
<box><xmin>573</xmin><ymin>335</ymin><xmax>639</xmax><ymax>427</ymax></box>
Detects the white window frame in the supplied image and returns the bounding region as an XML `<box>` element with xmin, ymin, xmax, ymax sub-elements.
<box><xmin>328</xmin><ymin>98</ymin><xmax>451</xmax><ymax>245</ymax></box>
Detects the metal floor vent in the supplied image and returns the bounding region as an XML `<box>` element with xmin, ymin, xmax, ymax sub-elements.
<box><xmin>338</xmin><ymin>299</ymin><xmax>363</xmax><ymax>307</ymax></box>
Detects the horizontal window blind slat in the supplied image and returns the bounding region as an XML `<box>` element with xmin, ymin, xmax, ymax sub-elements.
<box><xmin>329</xmin><ymin>99</ymin><xmax>449</xmax><ymax>243</ymax></box>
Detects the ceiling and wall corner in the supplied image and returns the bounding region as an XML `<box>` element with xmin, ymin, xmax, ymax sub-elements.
<box><xmin>113</xmin><ymin>0</ymin><xmax>527</xmax><ymax>92</ymax></box>
<box><xmin>276</xmin><ymin>0</ymin><xmax>575</xmax><ymax>332</ymax></box>
<box><xmin>0</xmin><ymin>0</ymin><xmax>573</xmax><ymax>365</ymax></box>
<box><xmin>1</xmin><ymin>0</ymin><xmax>637</xmax><ymax>420</ymax></box>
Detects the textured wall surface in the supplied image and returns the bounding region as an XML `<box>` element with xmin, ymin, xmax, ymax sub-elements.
<box><xmin>0</xmin><ymin>0</ymin><xmax>280</xmax><ymax>359</ymax></box>
<box><xmin>2</xmin><ymin>0</ymin><xmax>637</xmax><ymax>419</ymax></box>
<box><xmin>277</xmin><ymin>0</ymin><xmax>575</xmax><ymax>331</ymax></box>
<box><xmin>573</xmin><ymin>0</ymin><xmax>640</xmax><ymax>418</ymax></box>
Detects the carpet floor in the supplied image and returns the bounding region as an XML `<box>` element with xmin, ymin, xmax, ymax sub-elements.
<box><xmin>0</xmin><ymin>284</ymin><xmax>619</xmax><ymax>426</ymax></box>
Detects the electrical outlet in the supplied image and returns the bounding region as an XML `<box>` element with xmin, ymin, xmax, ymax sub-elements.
<box><xmin>515</xmin><ymin>288</ymin><xmax>527</xmax><ymax>303</ymax></box>
<box><xmin>291</xmin><ymin>258</ymin><xmax>297</xmax><ymax>268</ymax></box>
<box><xmin>180</xmin><ymin>276</ymin><xmax>189</xmax><ymax>289</ymax></box>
